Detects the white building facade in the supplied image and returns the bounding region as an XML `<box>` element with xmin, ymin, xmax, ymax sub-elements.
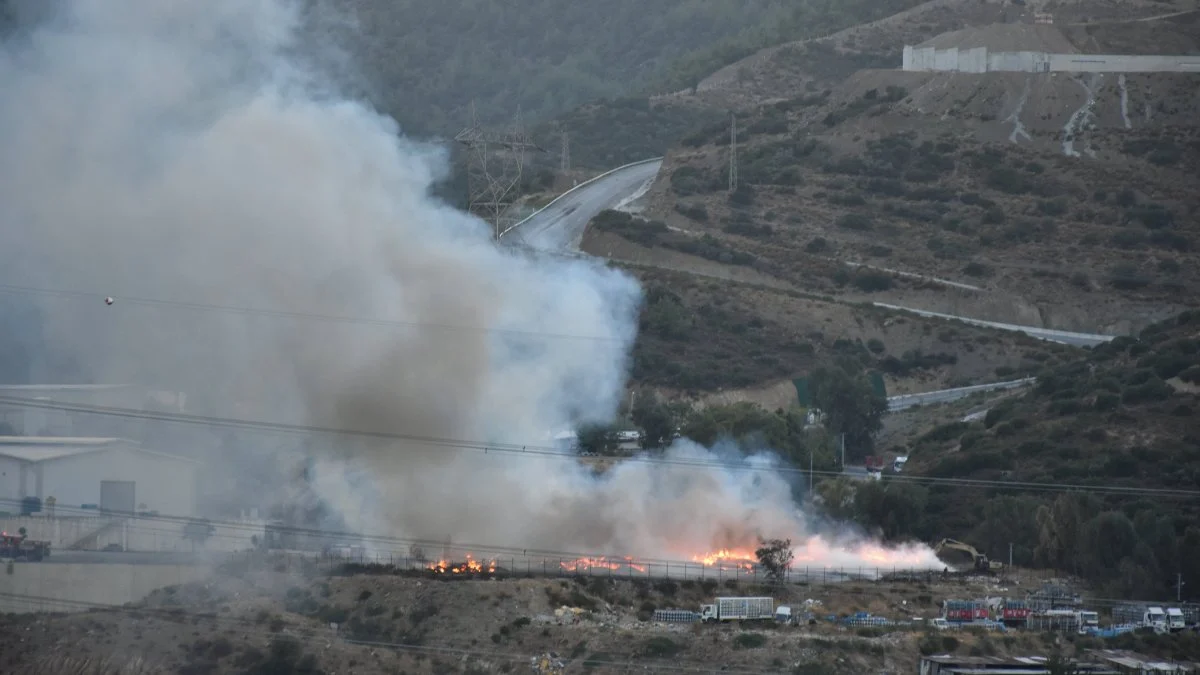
<box><xmin>0</xmin><ymin>437</ymin><xmax>199</xmax><ymax>518</ymax></box>
<box><xmin>902</xmin><ymin>46</ymin><xmax>1200</xmax><ymax>73</ymax></box>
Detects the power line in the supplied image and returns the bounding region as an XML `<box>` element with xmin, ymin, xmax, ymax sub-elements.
<box><xmin>0</xmin><ymin>281</ymin><xmax>627</xmax><ymax>343</ymax></box>
<box><xmin>0</xmin><ymin>394</ymin><xmax>1196</xmax><ymax>500</ymax></box>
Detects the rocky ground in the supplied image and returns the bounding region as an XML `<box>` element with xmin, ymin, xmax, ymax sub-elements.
<box><xmin>0</xmin><ymin>556</ymin><xmax>1082</xmax><ymax>675</ymax></box>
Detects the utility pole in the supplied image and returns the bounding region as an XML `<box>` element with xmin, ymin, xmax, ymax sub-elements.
<box><xmin>809</xmin><ymin>449</ymin><xmax>814</xmax><ymax>494</ymax></box>
<box><xmin>1009</xmin><ymin>542</ymin><xmax>1013</xmax><ymax>569</ymax></box>
<box><xmin>839</xmin><ymin>433</ymin><xmax>845</xmax><ymax>467</ymax></box>
<box><xmin>728</xmin><ymin>112</ymin><xmax>738</xmax><ymax>193</ymax></box>
<box><xmin>1179</xmin><ymin>573</ymin><xmax>1184</xmax><ymax>602</ymax></box>
<box><xmin>560</xmin><ymin>130</ymin><xmax>570</xmax><ymax>173</ymax></box>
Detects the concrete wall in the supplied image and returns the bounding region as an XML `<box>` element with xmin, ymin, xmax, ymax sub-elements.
<box><xmin>0</xmin><ymin>514</ymin><xmax>265</xmax><ymax>552</ymax></box>
<box><xmin>903</xmin><ymin>46</ymin><xmax>1200</xmax><ymax>73</ymax></box>
<box><xmin>0</xmin><ymin>562</ymin><xmax>210</xmax><ymax>613</ymax></box>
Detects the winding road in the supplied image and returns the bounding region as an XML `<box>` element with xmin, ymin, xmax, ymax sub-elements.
<box><xmin>872</xmin><ymin>302</ymin><xmax>1116</xmax><ymax>347</ymax></box>
<box><xmin>504</xmin><ymin>159</ymin><xmax>663</xmax><ymax>252</ymax></box>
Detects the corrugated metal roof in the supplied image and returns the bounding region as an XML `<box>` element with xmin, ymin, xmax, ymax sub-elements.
<box><xmin>0</xmin><ymin>437</ymin><xmax>199</xmax><ymax>464</ymax></box>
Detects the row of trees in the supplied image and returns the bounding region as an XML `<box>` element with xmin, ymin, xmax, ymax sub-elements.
<box><xmin>577</xmin><ymin>358</ymin><xmax>887</xmax><ymax>465</ymax></box>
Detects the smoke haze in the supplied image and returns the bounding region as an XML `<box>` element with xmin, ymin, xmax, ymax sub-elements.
<box><xmin>0</xmin><ymin>0</ymin><xmax>938</xmax><ymax>567</ymax></box>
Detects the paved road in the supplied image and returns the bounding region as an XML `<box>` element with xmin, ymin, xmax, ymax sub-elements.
<box><xmin>887</xmin><ymin>378</ymin><xmax>1036</xmax><ymax>412</ymax></box>
<box><xmin>873</xmin><ymin>302</ymin><xmax>1116</xmax><ymax>347</ymax></box>
<box><xmin>506</xmin><ymin>159</ymin><xmax>663</xmax><ymax>252</ymax></box>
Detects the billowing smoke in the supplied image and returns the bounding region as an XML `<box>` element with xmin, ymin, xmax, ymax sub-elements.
<box><xmin>0</xmin><ymin>0</ymin><xmax>939</xmax><ymax>568</ymax></box>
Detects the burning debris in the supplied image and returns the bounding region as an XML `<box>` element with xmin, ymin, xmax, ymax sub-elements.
<box><xmin>560</xmin><ymin>556</ymin><xmax>647</xmax><ymax>573</ymax></box>
<box><xmin>692</xmin><ymin>549</ymin><xmax>757</xmax><ymax>571</ymax></box>
<box><xmin>426</xmin><ymin>554</ymin><xmax>497</xmax><ymax>576</ymax></box>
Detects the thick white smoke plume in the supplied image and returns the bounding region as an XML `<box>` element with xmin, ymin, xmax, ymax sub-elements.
<box><xmin>0</xmin><ymin>0</ymin><xmax>939</xmax><ymax>568</ymax></box>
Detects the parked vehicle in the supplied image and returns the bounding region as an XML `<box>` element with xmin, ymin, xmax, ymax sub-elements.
<box><xmin>1114</xmin><ymin>604</ymin><xmax>1168</xmax><ymax>634</ymax></box>
<box><xmin>942</xmin><ymin>600</ymin><xmax>989</xmax><ymax>622</ymax></box>
<box><xmin>700</xmin><ymin>597</ymin><xmax>775</xmax><ymax>623</ymax></box>
<box><xmin>999</xmin><ymin>598</ymin><xmax>1032</xmax><ymax>627</ymax></box>
<box><xmin>1167</xmin><ymin>608</ymin><xmax>1186</xmax><ymax>632</ymax></box>
<box><xmin>1075</xmin><ymin>610</ymin><xmax>1099</xmax><ymax>634</ymax></box>
<box><xmin>0</xmin><ymin>529</ymin><xmax>51</xmax><ymax>561</ymax></box>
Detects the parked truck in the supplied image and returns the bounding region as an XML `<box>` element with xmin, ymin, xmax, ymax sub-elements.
<box><xmin>999</xmin><ymin>598</ymin><xmax>1032</xmax><ymax>627</ymax></box>
<box><xmin>0</xmin><ymin>529</ymin><xmax>51</xmax><ymax>562</ymax></box>
<box><xmin>1114</xmin><ymin>604</ymin><xmax>1168</xmax><ymax>633</ymax></box>
<box><xmin>700</xmin><ymin>597</ymin><xmax>775</xmax><ymax>623</ymax></box>
<box><xmin>1167</xmin><ymin>608</ymin><xmax>1186</xmax><ymax>632</ymax></box>
<box><xmin>1075</xmin><ymin>610</ymin><xmax>1100</xmax><ymax>634</ymax></box>
<box><xmin>943</xmin><ymin>600</ymin><xmax>989</xmax><ymax>623</ymax></box>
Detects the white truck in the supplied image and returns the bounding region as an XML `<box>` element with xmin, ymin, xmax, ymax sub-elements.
<box><xmin>700</xmin><ymin>597</ymin><xmax>775</xmax><ymax>623</ymax></box>
<box><xmin>1167</xmin><ymin>608</ymin><xmax>1186</xmax><ymax>632</ymax></box>
<box><xmin>1146</xmin><ymin>606</ymin><xmax>1168</xmax><ymax>633</ymax></box>
<box><xmin>1075</xmin><ymin>610</ymin><xmax>1099</xmax><ymax>634</ymax></box>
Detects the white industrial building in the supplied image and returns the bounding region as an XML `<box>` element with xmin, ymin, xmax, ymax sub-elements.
<box><xmin>0</xmin><ymin>436</ymin><xmax>199</xmax><ymax>518</ymax></box>
<box><xmin>902</xmin><ymin>45</ymin><xmax>1200</xmax><ymax>73</ymax></box>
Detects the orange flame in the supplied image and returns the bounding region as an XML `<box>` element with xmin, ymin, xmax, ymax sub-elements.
<box><xmin>692</xmin><ymin>548</ymin><xmax>756</xmax><ymax>570</ymax></box>
<box><xmin>426</xmin><ymin>553</ymin><xmax>497</xmax><ymax>574</ymax></box>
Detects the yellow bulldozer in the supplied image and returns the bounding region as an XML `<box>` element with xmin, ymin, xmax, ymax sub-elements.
<box><xmin>933</xmin><ymin>538</ymin><xmax>1005</xmax><ymax>573</ymax></box>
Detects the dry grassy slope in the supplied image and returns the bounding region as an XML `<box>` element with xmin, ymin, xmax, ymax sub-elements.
<box><xmin>598</xmin><ymin>261</ymin><xmax>1073</xmax><ymax>397</ymax></box>
<box><xmin>627</xmin><ymin>13</ymin><xmax>1200</xmax><ymax>347</ymax></box>
<box><xmin>0</xmin><ymin>563</ymin><xmax>1106</xmax><ymax>675</ymax></box>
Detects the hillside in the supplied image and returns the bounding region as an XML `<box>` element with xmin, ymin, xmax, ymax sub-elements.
<box><xmin>294</xmin><ymin>0</ymin><xmax>932</xmax><ymax>139</ymax></box>
<box><xmin>576</xmin><ymin>4</ymin><xmax>1199</xmax><ymax>383</ymax></box>
<box><xmin>840</xmin><ymin>310</ymin><xmax>1200</xmax><ymax>597</ymax></box>
<box><xmin>6</xmin><ymin>557</ymin><xmax>1199</xmax><ymax>674</ymax></box>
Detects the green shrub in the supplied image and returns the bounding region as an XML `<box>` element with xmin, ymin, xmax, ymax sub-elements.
<box><xmin>1094</xmin><ymin>392</ymin><xmax>1119</xmax><ymax>411</ymax></box>
<box><xmin>733</xmin><ymin>633</ymin><xmax>767</xmax><ymax>649</ymax></box>
<box><xmin>836</xmin><ymin>213</ymin><xmax>874</xmax><ymax>231</ymax></box>
<box><xmin>641</xmin><ymin>637</ymin><xmax>683</xmax><ymax>658</ymax></box>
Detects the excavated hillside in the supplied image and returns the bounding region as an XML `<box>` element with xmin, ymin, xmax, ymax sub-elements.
<box><xmin>597</xmin><ymin>7</ymin><xmax>1200</xmax><ymax>346</ymax></box>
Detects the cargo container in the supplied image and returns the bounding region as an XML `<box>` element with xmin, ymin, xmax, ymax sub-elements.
<box><xmin>700</xmin><ymin>596</ymin><xmax>775</xmax><ymax>622</ymax></box>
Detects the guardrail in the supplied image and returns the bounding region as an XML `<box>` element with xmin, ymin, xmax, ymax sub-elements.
<box><xmin>498</xmin><ymin>156</ymin><xmax>664</xmax><ymax>239</ymax></box>
<box><xmin>887</xmin><ymin>378</ymin><xmax>1036</xmax><ymax>412</ymax></box>
<box><xmin>872</xmin><ymin>302</ymin><xmax>1116</xmax><ymax>346</ymax></box>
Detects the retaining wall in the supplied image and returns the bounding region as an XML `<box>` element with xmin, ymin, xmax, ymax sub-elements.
<box><xmin>903</xmin><ymin>45</ymin><xmax>1200</xmax><ymax>73</ymax></box>
<box><xmin>0</xmin><ymin>562</ymin><xmax>210</xmax><ymax>613</ymax></box>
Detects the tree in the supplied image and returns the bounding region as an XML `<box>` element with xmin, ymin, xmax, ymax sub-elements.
<box><xmin>809</xmin><ymin>364</ymin><xmax>886</xmax><ymax>460</ymax></box>
<box><xmin>631</xmin><ymin>389</ymin><xmax>678</xmax><ymax>449</ymax></box>
<box><xmin>576</xmin><ymin>424</ymin><xmax>619</xmax><ymax>455</ymax></box>
<box><xmin>755</xmin><ymin>538</ymin><xmax>794</xmax><ymax>584</ymax></box>
<box><xmin>182</xmin><ymin>519</ymin><xmax>216</xmax><ymax>552</ymax></box>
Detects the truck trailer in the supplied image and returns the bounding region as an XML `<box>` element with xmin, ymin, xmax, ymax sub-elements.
<box><xmin>700</xmin><ymin>597</ymin><xmax>775</xmax><ymax>623</ymax></box>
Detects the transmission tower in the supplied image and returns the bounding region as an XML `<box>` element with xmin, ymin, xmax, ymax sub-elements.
<box><xmin>455</xmin><ymin>102</ymin><xmax>545</xmax><ymax>238</ymax></box>
<box><xmin>728</xmin><ymin>113</ymin><xmax>738</xmax><ymax>192</ymax></box>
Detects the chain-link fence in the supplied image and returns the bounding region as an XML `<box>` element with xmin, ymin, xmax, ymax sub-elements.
<box><xmin>243</xmin><ymin>550</ymin><xmax>1063</xmax><ymax>587</ymax></box>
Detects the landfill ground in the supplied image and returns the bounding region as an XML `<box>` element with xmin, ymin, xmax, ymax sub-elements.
<box><xmin>0</xmin><ymin>555</ymin><xmax>1081</xmax><ymax>674</ymax></box>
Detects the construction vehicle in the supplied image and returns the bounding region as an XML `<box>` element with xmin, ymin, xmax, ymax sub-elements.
<box><xmin>932</xmin><ymin>538</ymin><xmax>1004</xmax><ymax>573</ymax></box>
<box><xmin>0</xmin><ymin>528</ymin><xmax>51</xmax><ymax>561</ymax></box>
<box><xmin>700</xmin><ymin>597</ymin><xmax>775</xmax><ymax>623</ymax></box>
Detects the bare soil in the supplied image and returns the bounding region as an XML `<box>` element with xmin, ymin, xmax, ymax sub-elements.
<box><xmin>0</xmin><ymin>558</ymin><xmax>1078</xmax><ymax>675</ymax></box>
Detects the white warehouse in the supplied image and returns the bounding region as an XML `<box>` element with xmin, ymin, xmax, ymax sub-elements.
<box><xmin>0</xmin><ymin>437</ymin><xmax>199</xmax><ymax>518</ymax></box>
